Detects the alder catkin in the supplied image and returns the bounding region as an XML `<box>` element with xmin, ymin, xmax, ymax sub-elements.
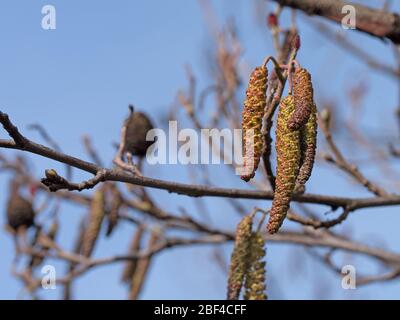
<box><xmin>128</xmin><ymin>229</ymin><xmax>161</xmax><ymax>300</ymax></box>
<box><xmin>82</xmin><ymin>188</ymin><xmax>106</xmax><ymax>257</ymax></box>
<box><xmin>267</xmin><ymin>96</ymin><xmax>301</xmax><ymax>234</ymax></box>
<box><xmin>288</xmin><ymin>68</ymin><xmax>313</xmax><ymax>130</ymax></box>
<box><xmin>121</xmin><ymin>225</ymin><xmax>145</xmax><ymax>284</ymax></box>
<box><xmin>241</xmin><ymin>66</ymin><xmax>268</xmax><ymax>182</ymax></box>
<box><xmin>295</xmin><ymin>102</ymin><xmax>317</xmax><ymax>194</ymax></box>
<box><xmin>227</xmin><ymin>215</ymin><xmax>253</xmax><ymax>300</ymax></box>
<box><xmin>244</xmin><ymin>233</ymin><xmax>267</xmax><ymax>300</ymax></box>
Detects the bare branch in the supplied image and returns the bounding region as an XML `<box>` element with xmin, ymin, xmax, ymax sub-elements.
<box><xmin>319</xmin><ymin>111</ymin><xmax>390</xmax><ymax>197</ymax></box>
<box><xmin>272</xmin><ymin>0</ymin><xmax>400</xmax><ymax>44</ymax></box>
<box><xmin>41</xmin><ymin>169</ymin><xmax>107</xmax><ymax>192</ymax></box>
<box><xmin>82</xmin><ymin>135</ymin><xmax>104</xmax><ymax>167</ymax></box>
<box><xmin>2</xmin><ymin>110</ymin><xmax>400</xmax><ymax>212</ymax></box>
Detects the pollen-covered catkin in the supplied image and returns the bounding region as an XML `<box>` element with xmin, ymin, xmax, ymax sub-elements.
<box><xmin>244</xmin><ymin>233</ymin><xmax>267</xmax><ymax>300</ymax></box>
<box><xmin>227</xmin><ymin>215</ymin><xmax>253</xmax><ymax>300</ymax></box>
<box><xmin>241</xmin><ymin>66</ymin><xmax>268</xmax><ymax>182</ymax></box>
<box><xmin>288</xmin><ymin>68</ymin><xmax>313</xmax><ymax>131</ymax></box>
<box><xmin>295</xmin><ymin>102</ymin><xmax>317</xmax><ymax>194</ymax></box>
<box><xmin>82</xmin><ymin>188</ymin><xmax>106</xmax><ymax>257</ymax></box>
<box><xmin>267</xmin><ymin>96</ymin><xmax>301</xmax><ymax>234</ymax></box>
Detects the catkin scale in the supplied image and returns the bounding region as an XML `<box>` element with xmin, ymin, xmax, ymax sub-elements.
<box><xmin>267</xmin><ymin>96</ymin><xmax>301</xmax><ymax>234</ymax></box>
<box><xmin>295</xmin><ymin>102</ymin><xmax>317</xmax><ymax>194</ymax></box>
<box><xmin>288</xmin><ymin>68</ymin><xmax>313</xmax><ymax>131</ymax></box>
<box><xmin>241</xmin><ymin>66</ymin><xmax>268</xmax><ymax>182</ymax></box>
<box><xmin>82</xmin><ymin>189</ymin><xmax>106</xmax><ymax>257</ymax></box>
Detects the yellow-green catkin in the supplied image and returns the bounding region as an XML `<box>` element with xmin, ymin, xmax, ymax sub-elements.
<box><xmin>227</xmin><ymin>215</ymin><xmax>253</xmax><ymax>300</ymax></box>
<box><xmin>82</xmin><ymin>188</ymin><xmax>106</xmax><ymax>257</ymax></box>
<box><xmin>295</xmin><ymin>102</ymin><xmax>317</xmax><ymax>194</ymax></box>
<box><xmin>244</xmin><ymin>233</ymin><xmax>267</xmax><ymax>300</ymax></box>
<box><xmin>288</xmin><ymin>68</ymin><xmax>313</xmax><ymax>131</ymax></box>
<box><xmin>267</xmin><ymin>96</ymin><xmax>301</xmax><ymax>234</ymax></box>
<box><xmin>241</xmin><ymin>66</ymin><xmax>268</xmax><ymax>182</ymax></box>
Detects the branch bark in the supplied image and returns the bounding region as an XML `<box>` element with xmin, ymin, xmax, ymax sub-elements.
<box><xmin>272</xmin><ymin>0</ymin><xmax>400</xmax><ymax>44</ymax></box>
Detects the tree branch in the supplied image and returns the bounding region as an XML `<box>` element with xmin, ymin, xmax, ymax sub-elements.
<box><xmin>2</xmin><ymin>111</ymin><xmax>400</xmax><ymax>212</ymax></box>
<box><xmin>272</xmin><ymin>0</ymin><xmax>400</xmax><ymax>44</ymax></box>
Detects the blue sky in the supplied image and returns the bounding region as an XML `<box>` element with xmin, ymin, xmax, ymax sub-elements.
<box><xmin>0</xmin><ymin>0</ymin><xmax>400</xmax><ymax>299</ymax></box>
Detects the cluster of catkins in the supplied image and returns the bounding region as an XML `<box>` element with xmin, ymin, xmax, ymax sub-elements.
<box><xmin>227</xmin><ymin>214</ymin><xmax>267</xmax><ymax>300</ymax></box>
<box><xmin>241</xmin><ymin>65</ymin><xmax>317</xmax><ymax>234</ymax></box>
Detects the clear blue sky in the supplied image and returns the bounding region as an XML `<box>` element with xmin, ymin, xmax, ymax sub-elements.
<box><xmin>0</xmin><ymin>0</ymin><xmax>400</xmax><ymax>299</ymax></box>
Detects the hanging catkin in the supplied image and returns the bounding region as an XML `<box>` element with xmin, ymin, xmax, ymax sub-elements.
<box><xmin>287</xmin><ymin>68</ymin><xmax>313</xmax><ymax>131</ymax></box>
<box><xmin>121</xmin><ymin>225</ymin><xmax>145</xmax><ymax>283</ymax></box>
<box><xmin>227</xmin><ymin>215</ymin><xmax>253</xmax><ymax>300</ymax></box>
<box><xmin>241</xmin><ymin>66</ymin><xmax>268</xmax><ymax>182</ymax></box>
<box><xmin>267</xmin><ymin>96</ymin><xmax>301</xmax><ymax>234</ymax></box>
<box><xmin>82</xmin><ymin>188</ymin><xmax>106</xmax><ymax>257</ymax></box>
<box><xmin>128</xmin><ymin>229</ymin><xmax>161</xmax><ymax>300</ymax></box>
<box><xmin>295</xmin><ymin>102</ymin><xmax>317</xmax><ymax>194</ymax></box>
<box><xmin>244</xmin><ymin>233</ymin><xmax>267</xmax><ymax>300</ymax></box>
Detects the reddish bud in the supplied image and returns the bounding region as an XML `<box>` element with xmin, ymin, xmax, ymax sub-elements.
<box><xmin>267</xmin><ymin>13</ymin><xmax>278</xmax><ymax>28</ymax></box>
<box><xmin>292</xmin><ymin>34</ymin><xmax>301</xmax><ymax>51</ymax></box>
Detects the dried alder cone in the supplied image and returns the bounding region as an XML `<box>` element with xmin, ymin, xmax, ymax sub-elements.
<box><xmin>6</xmin><ymin>179</ymin><xmax>35</xmax><ymax>232</ymax></box>
<box><xmin>124</xmin><ymin>105</ymin><xmax>155</xmax><ymax>157</ymax></box>
<box><xmin>267</xmin><ymin>96</ymin><xmax>301</xmax><ymax>234</ymax></box>
<box><xmin>288</xmin><ymin>68</ymin><xmax>314</xmax><ymax>130</ymax></box>
<box><xmin>241</xmin><ymin>66</ymin><xmax>268</xmax><ymax>182</ymax></box>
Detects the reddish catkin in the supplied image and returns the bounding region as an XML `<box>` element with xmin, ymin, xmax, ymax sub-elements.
<box><xmin>267</xmin><ymin>96</ymin><xmax>301</xmax><ymax>234</ymax></box>
<box><xmin>241</xmin><ymin>66</ymin><xmax>268</xmax><ymax>182</ymax></box>
<box><xmin>287</xmin><ymin>68</ymin><xmax>314</xmax><ymax>131</ymax></box>
<box><xmin>295</xmin><ymin>102</ymin><xmax>318</xmax><ymax>194</ymax></box>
